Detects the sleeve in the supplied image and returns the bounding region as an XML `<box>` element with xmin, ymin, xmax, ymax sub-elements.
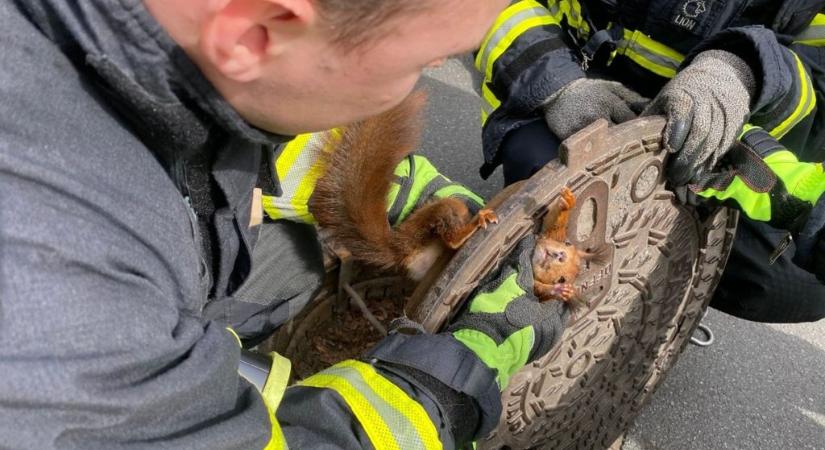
<box><xmin>386</xmin><ymin>155</ymin><xmax>485</xmax><ymax>226</ymax></box>
<box><xmin>0</xmin><ymin>155</ymin><xmax>274</xmax><ymax>449</ymax></box>
<box><xmin>474</xmin><ymin>0</ymin><xmax>585</xmax><ymax>173</ymax></box>
<box><xmin>276</xmin><ymin>333</ymin><xmax>502</xmax><ymax>450</ymax></box>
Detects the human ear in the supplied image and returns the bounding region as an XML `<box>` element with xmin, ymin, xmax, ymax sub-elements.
<box><xmin>201</xmin><ymin>0</ymin><xmax>315</xmax><ymax>82</ymax></box>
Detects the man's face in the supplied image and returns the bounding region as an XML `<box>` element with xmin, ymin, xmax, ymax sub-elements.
<box><xmin>222</xmin><ymin>0</ymin><xmax>509</xmax><ymax>135</ymax></box>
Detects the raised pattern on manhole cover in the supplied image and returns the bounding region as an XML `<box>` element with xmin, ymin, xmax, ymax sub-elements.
<box><xmin>410</xmin><ymin>118</ymin><xmax>737</xmax><ymax>449</ymax></box>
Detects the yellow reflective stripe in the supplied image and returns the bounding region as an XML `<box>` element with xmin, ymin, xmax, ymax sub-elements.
<box><xmin>765</xmin><ymin>150</ymin><xmax>825</xmax><ymax>204</ymax></box>
<box><xmin>275</xmin><ymin>134</ymin><xmax>310</xmax><ymax>185</ymax></box>
<box><xmin>476</xmin><ymin>1</ymin><xmax>545</xmax><ymax>71</ymax></box>
<box><xmin>477</xmin><ymin>1</ymin><xmax>559</xmax><ymax>82</ymax></box>
<box><xmin>301</xmin><ymin>373</ymin><xmax>401</xmax><ymax>450</ymax></box>
<box><xmin>483</xmin><ymin>16</ymin><xmax>558</xmax><ymax>82</ymax></box>
<box><xmin>265</xmin><ymin>130</ymin><xmax>341</xmax><ymax>223</ymax></box>
<box><xmin>769</xmin><ymin>52</ymin><xmax>816</xmax><ymax>139</ymax></box>
<box><xmin>261</xmin><ymin>353</ymin><xmax>292</xmax><ymax>450</ymax></box>
<box><xmin>616</xmin><ymin>29</ymin><xmax>684</xmax><ymax>78</ymax></box>
<box><xmin>266</xmin><ymin>133</ymin><xmax>313</xmax><ymax>222</ymax></box>
<box><xmin>262</xmin><ymin>399</ymin><xmax>288</xmax><ymax>450</ymax></box>
<box><xmin>337</xmin><ymin>361</ymin><xmax>441</xmax><ymax>450</ymax></box>
<box><xmin>398</xmin><ymin>155</ymin><xmax>444</xmax><ymax>222</ymax></box>
<box><xmin>545</xmin><ymin>0</ymin><xmax>563</xmax><ymax>21</ymax></box>
<box><xmin>480</xmin><ymin>82</ymin><xmax>501</xmax><ymax>125</ymax></box>
<box><xmin>261</xmin><ymin>194</ymin><xmax>284</xmax><ymax>221</ymax></box>
<box><xmin>545</xmin><ymin>1</ymin><xmax>589</xmax><ymax>36</ymax></box>
<box><xmin>300</xmin><ymin>360</ymin><xmax>443</xmax><ymax>450</ymax></box>
<box><xmin>698</xmin><ymin>177</ymin><xmax>772</xmax><ymax>222</ymax></box>
<box><xmin>738</xmin><ymin>123</ymin><xmax>759</xmax><ymax>139</ymax></box>
<box><xmin>287</xmin><ymin>154</ymin><xmax>325</xmax><ymax>224</ymax></box>
<box><xmin>794</xmin><ymin>13</ymin><xmax>825</xmax><ymax>46</ymax></box>
<box><xmin>262</xmin><ymin>352</ymin><xmax>292</xmax><ymax>417</ymax></box>
<box><xmin>226</xmin><ymin>327</ymin><xmax>242</xmax><ymax>347</ymax></box>
<box><xmin>433</xmin><ymin>185</ymin><xmax>485</xmax><ymax>207</ymax></box>
<box><xmin>568</xmin><ymin>0</ymin><xmax>590</xmax><ymax>37</ymax></box>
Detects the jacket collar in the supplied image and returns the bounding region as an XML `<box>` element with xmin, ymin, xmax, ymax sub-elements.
<box><xmin>14</xmin><ymin>0</ymin><xmax>288</xmax><ymax>156</ymax></box>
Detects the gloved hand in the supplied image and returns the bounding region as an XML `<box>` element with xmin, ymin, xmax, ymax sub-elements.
<box><xmin>542</xmin><ymin>78</ymin><xmax>649</xmax><ymax>140</ymax></box>
<box><xmin>645</xmin><ymin>49</ymin><xmax>757</xmax><ymax>186</ymax></box>
<box><xmin>448</xmin><ymin>235</ymin><xmax>568</xmax><ymax>389</ymax></box>
<box><xmin>680</xmin><ymin>127</ymin><xmax>825</xmax><ymax>279</ymax></box>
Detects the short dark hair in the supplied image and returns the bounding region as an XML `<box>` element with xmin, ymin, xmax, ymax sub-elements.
<box><xmin>316</xmin><ymin>0</ymin><xmax>430</xmax><ymax>47</ymax></box>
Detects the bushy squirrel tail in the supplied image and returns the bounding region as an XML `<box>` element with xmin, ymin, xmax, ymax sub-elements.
<box><xmin>310</xmin><ymin>91</ymin><xmax>428</xmax><ymax>270</ymax></box>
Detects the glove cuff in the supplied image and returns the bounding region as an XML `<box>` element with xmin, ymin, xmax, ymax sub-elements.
<box><xmin>365</xmin><ymin>332</ymin><xmax>502</xmax><ymax>437</ymax></box>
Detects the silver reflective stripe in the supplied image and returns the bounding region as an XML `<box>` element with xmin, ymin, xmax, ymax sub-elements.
<box><xmin>615</xmin><ymin>30</ymin><xmax>684</xmax><ymax>78</ymax></box>
<box><xmin>623</xmin><ymin>40</ymin><xmax>680</xmax><ymax>70</ymax></box>
<box><xmin>414</xmin><ymin>175</ymin><xmax>452</xmax><ymax>210</ymax></box>
<box><xmin>480</xmin><ymin>96</ymin><xmax>495</xmax><ymax>117</ymax></box>
<box><xmin>477</xmin><ymin>3</ymin><xmax>554</xmax><ymax>76</ymax></box>
<box><xmin>795</xmin><ymin>14</ymin><xmax>825</xmax><ymax>45</ymax></box>
<box><xmin>279</xmin><ymin>134</ymin><xmax>325</xmax><ymax>197</ymax></box>
<box><xmin>322</xmin><ymin>366</ymin><xmax>429</xmax><ymax>450</ymax></box>
<box><xmin>796</xmin><ymin>25</ymin><xmax>825</xmax><ymax>42</ymax></box>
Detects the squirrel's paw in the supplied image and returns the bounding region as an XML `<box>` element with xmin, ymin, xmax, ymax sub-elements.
<box><xmin>476</xmin><ymin>209</ymin><xmax>498</xmax><ymax>229</ymax></box>
<box><xmin>560</xmin><ymin>187</ymin><xmax>576</xmax><ymax>211</ymax></box>
<box><xmin>552</xmin><ymin>283</ymin><xmax>576</xmax><ymax>301</ymax></box>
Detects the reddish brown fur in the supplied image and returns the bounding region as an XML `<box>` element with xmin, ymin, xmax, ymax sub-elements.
<box><xmin>532</xmin><ymin>188</ymin><xmax>585</xmax><ymax>303</ymax></box>
<box><xmin>310</xmin><ymin>92</ymin><xmax>496</xmax><ymax>279</ymax></box>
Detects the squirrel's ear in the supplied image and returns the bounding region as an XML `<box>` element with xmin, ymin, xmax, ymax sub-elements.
<box><xmin>201</xmin><ymin>0</ymin><xmax>316</xmax><ymax>82</ymax></box>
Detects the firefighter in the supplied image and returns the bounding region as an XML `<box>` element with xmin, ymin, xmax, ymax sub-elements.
<box><xmin>0</xmin><ymin>0</ymin><xmax>566</xmax><ymax>449</ymax></box>
<box><xmin>476</xmin><ymin>0</ymin><xmax>825</xmax><ymax>321</ymax></box>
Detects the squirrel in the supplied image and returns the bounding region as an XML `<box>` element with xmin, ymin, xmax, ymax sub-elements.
<box><xmin>309</xmin><ymin>91</ymin><xmax>498</xmax><ymax>281</ymax></box>
<box><xmin>532</xmin><ymin>187</ymin><xmax>603</xmax><ymax>306</ymax></box>
<box><xmin>309</xmin><ymin>91</ymin><xmax>600</xmax><ymax>304</ymax></box>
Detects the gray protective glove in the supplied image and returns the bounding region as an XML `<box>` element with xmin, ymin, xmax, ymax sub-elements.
<box><xmin>644</xmin><ymin>49</ymin><xmax>757</xmax><ymax>186</ymax></box>
<box><xmin>542</xmin><ymin>78</ymin><xmax>649</xmax><ymax>140</ymax></box>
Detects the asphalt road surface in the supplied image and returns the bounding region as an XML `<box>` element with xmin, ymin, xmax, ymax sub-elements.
<box><xmin>416</xmin><ymin>56</ymin><xmax>825</xmax><ymax>450</ymax></box>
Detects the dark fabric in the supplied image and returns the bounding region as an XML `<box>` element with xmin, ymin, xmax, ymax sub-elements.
<box><xmin>793</xmin><ymin>196</ymin><xmax>825</xmax><ymax>283</ymax></box>
<box><xmin>278</xmin><ymin>386</ymin><xmax>375</xmax><ymax>450</ymax></box>
<box><xmin>711</xmin><ymin>217</ymin><xmax>825</xmax><ymax>322</ymax></box>
<box><xmin>203</xmin><ymin>220</ymin><xmax>325</xmax><ymax>347</ymax></box>
<box><xmin>499</xmin><ymin>119</ymin><xmax>562</xmax><ymax>185</ymax></box>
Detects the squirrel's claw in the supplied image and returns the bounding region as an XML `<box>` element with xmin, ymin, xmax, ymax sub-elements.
<box><xmin>560</xmin><ymin>187</ymin><xmax>576</xmax><ymax>211</ymax></box>
<box><xmin>552</xmin><ymin>283</ymin><xmax>576</xmax><ymax>301</ymax></box>
<box><xmin>477</xmin><ymin>209</ymin><xmax>498</xmax><ymax>229</ymax></box>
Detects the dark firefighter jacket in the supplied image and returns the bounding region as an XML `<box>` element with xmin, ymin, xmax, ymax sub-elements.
<box><xmin>477</xmin><ymin>0</ymin><xmax>825</xmax><ymax>281</ymax></box>
<box><xmin>0</xmin><ymin>1</ymin><xmax>497</xmax><ymax>449</ymax></box>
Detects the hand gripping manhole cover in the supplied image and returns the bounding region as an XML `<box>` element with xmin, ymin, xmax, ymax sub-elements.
<box><xmin>407</xmin><ymin>117</ymin><xmax>738</xmax><ymax>449</ymax></box>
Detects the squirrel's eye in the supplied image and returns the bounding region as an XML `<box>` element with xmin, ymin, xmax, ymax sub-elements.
<box><xmin>565</xmin><ymin>240</ymin><xmax>572</xmax><ymax>246</ymax></box>
<box><xmin>557</xmin><ymin>277</ymin><xmax>566</xmax><ymax>283</ymax></box>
